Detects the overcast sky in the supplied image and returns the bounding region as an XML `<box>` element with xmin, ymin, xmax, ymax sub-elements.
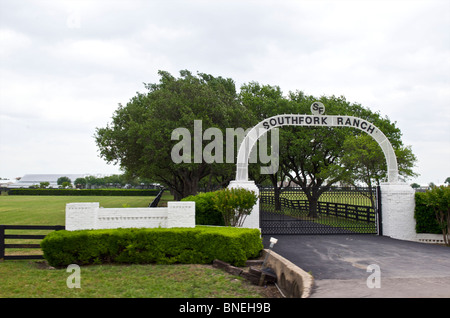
<box><xmin>0</xmin><ymin>0</ymin><xmax>449</xmax><ymax>185</ymax></box>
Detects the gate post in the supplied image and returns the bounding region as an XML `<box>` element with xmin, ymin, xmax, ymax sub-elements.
<box><xmin>380</xmin><ymin>182</ymin><xmax>416</xmax><ymax>240</ymax></box>
<box><xmin>376</xmin><ymin>186</ymin><xmax>383</xmax><ymax>236</ymax></box>
<box><xmin>228</xmin><ymin>180</ymin><xmax>260</xmax><ymax>229</ymax></box>
<box><xmin>0</xmin><ymin>225</ymin><xmax>4</xmax><ymax>261</ymax></box>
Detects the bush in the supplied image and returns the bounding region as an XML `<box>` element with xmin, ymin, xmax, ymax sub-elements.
<box><xmin>212</xmin><ymin>188</ymin><xmax>258</xmax><ymax>227</ymax></box>
<box><xmin>415</xmin><ymin>192</ymin><xmax>441</xmax><ymax>234</ymax></box>
<box><xmin>423</xmin><ymin>186</ymin><xmax>450</xmax><ymax>246</ymax></box>
<box><xmin>41</xmin><ymin>226</ymin><xmax>263</xmax><ymax>267</ymax></box>
<box><xmin>7</xmin><ymin>188</ymin><xmax>160</xmax><ymax>196</ymax></box>
<box><xmin>182</xmin><ymin>192</ymin><xmax>224</xmax><ymax>226</ymax></box>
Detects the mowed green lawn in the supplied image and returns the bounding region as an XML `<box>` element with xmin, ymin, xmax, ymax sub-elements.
<box><xmin>0</xmin><ymin>194</ymin><xmax>271</xmax><ymax>298</ymax></box>
<box><xmin>0</xmin><ymin>195</ymin><xmax>161</xmax><ymax>225</ymax></box>
<box><xmin>0</xmin><ymin>261</ymin><xmax>267</xmax><ymax>298</ymax></box>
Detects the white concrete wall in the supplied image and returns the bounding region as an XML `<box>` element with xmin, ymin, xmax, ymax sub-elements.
<box><xmin>415</xmin><ymin>233</ymin><xmax>446</xmax><ymax>244</ymax></box>
<box><xmin>65</xmin><ymin>201</ymin><xmax>195</xmax><ymax>231</ymax></box>
<box><xmin>167</xmin><ymin>202</ymin><xmax>196</xmax><ymax>228</ymax></box>
<box><xmin>66</xmin><ymin>202</ymin><xmax>100</xmax><ymax>231</ymax></box>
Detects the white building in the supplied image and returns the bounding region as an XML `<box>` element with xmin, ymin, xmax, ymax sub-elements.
<box><xmin>7</xmin><ymin>174</ymin><xmax>87</xmax><ymax>188</ymax></box>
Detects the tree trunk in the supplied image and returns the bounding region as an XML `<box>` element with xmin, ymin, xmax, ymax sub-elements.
<box><xmin>305</xmin><ymin>186</ymin><xmax>327</xmax><ymax>218</ymax></box>
<box><xmin>274</xmin><ymin>186</ymin><xmax>282</xmax><ymax>211</ymax></box>
<box><xmin>182</xmin><ymin>177</ymin><xmax>199</xmax><ymax>199</ymax></box>
<box><xmin>307</xmin><ymin>196</ymin><xmax>319</xmax><ymax>218</ymax></box>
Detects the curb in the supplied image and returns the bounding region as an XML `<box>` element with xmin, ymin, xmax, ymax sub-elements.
<box><xmin>262</xmin><ymin>249</ymin><xmax>314</xmax><ymax>298</ymax></box>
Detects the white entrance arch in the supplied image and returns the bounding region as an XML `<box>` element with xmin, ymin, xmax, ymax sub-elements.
<box><xmin>235</xmin><ymin>113</ymin><xmax>399</xmax><ymax>183</ymax></box>
<box><xmin>229</xmin><ymin>109</ymin><xmax>416</xmax><ymax>242</ymax></box>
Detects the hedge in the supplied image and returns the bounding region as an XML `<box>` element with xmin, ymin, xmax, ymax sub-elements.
<box><xmin>414</xmin><ymin>192</ymin><xmax>441</xmax><ymax>234</ymax></box>
<box><xmin>181</xmin><ymin>192</ymin><xmax>224</xmax><ymax>226</ymax></box>
<box><xmin>41</xmin><ymin>226</ymin><xmax>263</xmax><ymax>267</ymax></box>
<box><xmin>7</xmin><ymin>188</ymin><xmax>160</xmax><ymax>196</ymax></box>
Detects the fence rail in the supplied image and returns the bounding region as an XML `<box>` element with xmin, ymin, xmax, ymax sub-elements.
<box><xmin>0</xmin><ymin>225</ymin><xmax>65</xmax><ymax>260</ymax></box>
<box><xmin>260</xmin><ymin>196</ymin><xmax>375</xmax><ymax>222</ymax></box>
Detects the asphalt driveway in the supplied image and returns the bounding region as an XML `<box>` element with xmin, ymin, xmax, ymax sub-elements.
<box><xmin>262</xmin><ymin>235</ymin><xmax>450</xmax><ymax>298</ymax></box>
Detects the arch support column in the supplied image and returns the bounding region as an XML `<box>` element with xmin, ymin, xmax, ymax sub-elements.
<box><xmin>380</xmin><ymin>182</ymin><xmax>416</xmax><ymax>240</ymax></box>
<box><xmin>228</xmin><ymin>180</ymin><xmax>260</xmax><ymax>229</ymax></box>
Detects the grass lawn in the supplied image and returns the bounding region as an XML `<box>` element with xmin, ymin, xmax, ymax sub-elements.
<box><xmin>0</xmin><ymin>260</ymin><xmax>271</xmax><ymax>298</ymax></box>
<box><xmin>0</xmin><ymin>194</ymin><xmax>275</xmax><ymax>298</ymax></box>
<box><xmin>0</xmin><ymin>194</ymin><xmax>166</xmax><ymax>225</ymax></box>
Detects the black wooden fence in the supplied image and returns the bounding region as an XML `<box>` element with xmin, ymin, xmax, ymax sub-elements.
<box><xmin>0</xmin><ymin>225</ymin><xmax>65</xmax><ymax>260</ymax></box>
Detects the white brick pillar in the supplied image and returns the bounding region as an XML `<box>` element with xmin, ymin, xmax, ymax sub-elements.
<box><xmin>166</xmin><ymin>201</ymin><xmax>196</xmax><ymax>228</ymax></box>
<box><xmin>65</xmin><ymin>202</ymin><xmax>99</xmax><ymax>231</ymax></box>
<box><xmin>228</xmin><ymin>180</ymin><xmax>260</xmax><ymax>229</ymax></box>
<box><xmin>380</xmin><ymin>182</ymin><xmax>416</xmax><ymax>241</ymax></box>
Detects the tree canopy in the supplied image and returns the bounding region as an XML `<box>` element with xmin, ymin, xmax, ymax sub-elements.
<box><xmin>95</xmin><ymin>70</ymin><xmax>418</xmax><ymax>203</ymax></box>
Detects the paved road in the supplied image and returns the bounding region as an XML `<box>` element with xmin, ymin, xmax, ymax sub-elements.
<box><xmin>262</xmin><ymin>235</ymin><xmax>450</xmax><ymax>298</ymax></box>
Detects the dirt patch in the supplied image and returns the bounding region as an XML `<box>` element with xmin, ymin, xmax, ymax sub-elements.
<box><xmin>30</xmin><ymin>260</ymin><xmax>55</xmax><ymax>270</ymax></box>
<box><xmin>212</xmin><ymin>258</ymin><xmax>284</xmax><ymax>298</ymax></box>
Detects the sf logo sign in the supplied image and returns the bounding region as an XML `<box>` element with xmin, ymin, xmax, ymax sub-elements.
<box><xmin>311</xmin><ymin>102</ymin><xmax>325</xmax><ymax>115</ymax></box>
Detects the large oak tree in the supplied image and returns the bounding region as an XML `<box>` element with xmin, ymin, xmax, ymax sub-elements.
<box><xmin>95</xmin><ymin>70</ymin><xmax>249</xmax><ymax>200</ymax></box>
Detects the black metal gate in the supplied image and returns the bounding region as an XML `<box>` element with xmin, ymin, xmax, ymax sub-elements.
<box><xmin>259</xmin><ymin>186</ymin><xmax>381</xmax><ymax>235</ymax></box>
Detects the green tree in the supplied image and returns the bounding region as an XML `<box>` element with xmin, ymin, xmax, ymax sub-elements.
<box><xmin>424</xmin><ymin>185</ymin><xmax>450</xmax><ymax>246</ymax></box>
<box><xmin>74</xmin><ymin>177</ymin><xmax>87</xmax><ymax>189</ymax></box>
<box><xmin>84</xmin><ymin>175</ymin><xmax>102</xmax><ymax>188</ymax></box>
<box><xmin>95</xmin><ymin>70</ymin><xmax>250</xmax><ymax>200</ymax></box>
<box><xmin>340</xmin><ymin>134</ymin><xmax>418</xmax><ymax>208</ymax></box>
<box><xmin>103</xmin><ymin>174</ymin><xmax>126</xmax><ymax>188</ymax></box>
<box><xmin>57</xmin><ymin>176</ymin><xmax>71</xmax><ymax>186</ymax></box>
<box><xmin>39</xmin><ymin>182</ymin><xmax>49</xmax><ymax>189</ymax></box>
<box><xmin>61</xmin><ymin>181</ymin><xmax>72</xmax><ymax>189</ymax></box>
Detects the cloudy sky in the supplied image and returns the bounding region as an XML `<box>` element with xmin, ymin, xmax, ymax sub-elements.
<box><xmin>0</xmin><ymin>0</ymin><xmax>449</xmax><ymax>185</ymax></box>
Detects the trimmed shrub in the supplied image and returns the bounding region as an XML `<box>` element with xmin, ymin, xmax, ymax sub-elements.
<box><xmin>41</xmin><ymin>226</ymin><xmax>263</xmax><ymax>267</ymax></box>
<box><xmin>414</xmin><ymin>192</ymin><xmax>441</xmax><ymax>234</ymax></box>
<box><xmin>182</xmin><ymin>192</ymin><xmax>224</xmax><ymax>226</ymax></box>
<box><xmin>212</xmin><ymin>188</ymin><xmax>258</xmax><ymax>227</ymax></box>
<box><xmin>422</xmin><ymin>186</ymin><xmax>450</xmax><ymax>246</ymax></box>
<box><xmin>8</xmin><ymin>188</ymin><xmax>160</xmax><ymax>196</ymax></box>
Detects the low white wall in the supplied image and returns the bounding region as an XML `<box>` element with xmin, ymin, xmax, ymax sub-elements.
<box><xmin>65</xmin><ymin>201</ymin><xmax>195</xmax><ymax>231</ymax></box>
<box><xmin>414</xmin><ymin>233</ymin><xmax>446</xmax><ymax>244</ymax></box>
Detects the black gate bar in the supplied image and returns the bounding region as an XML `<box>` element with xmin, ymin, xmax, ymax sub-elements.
<box><xmin>0</xmin><ymin>225</ymin><xmax>65</xmax><ymax>260</ymax></box>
